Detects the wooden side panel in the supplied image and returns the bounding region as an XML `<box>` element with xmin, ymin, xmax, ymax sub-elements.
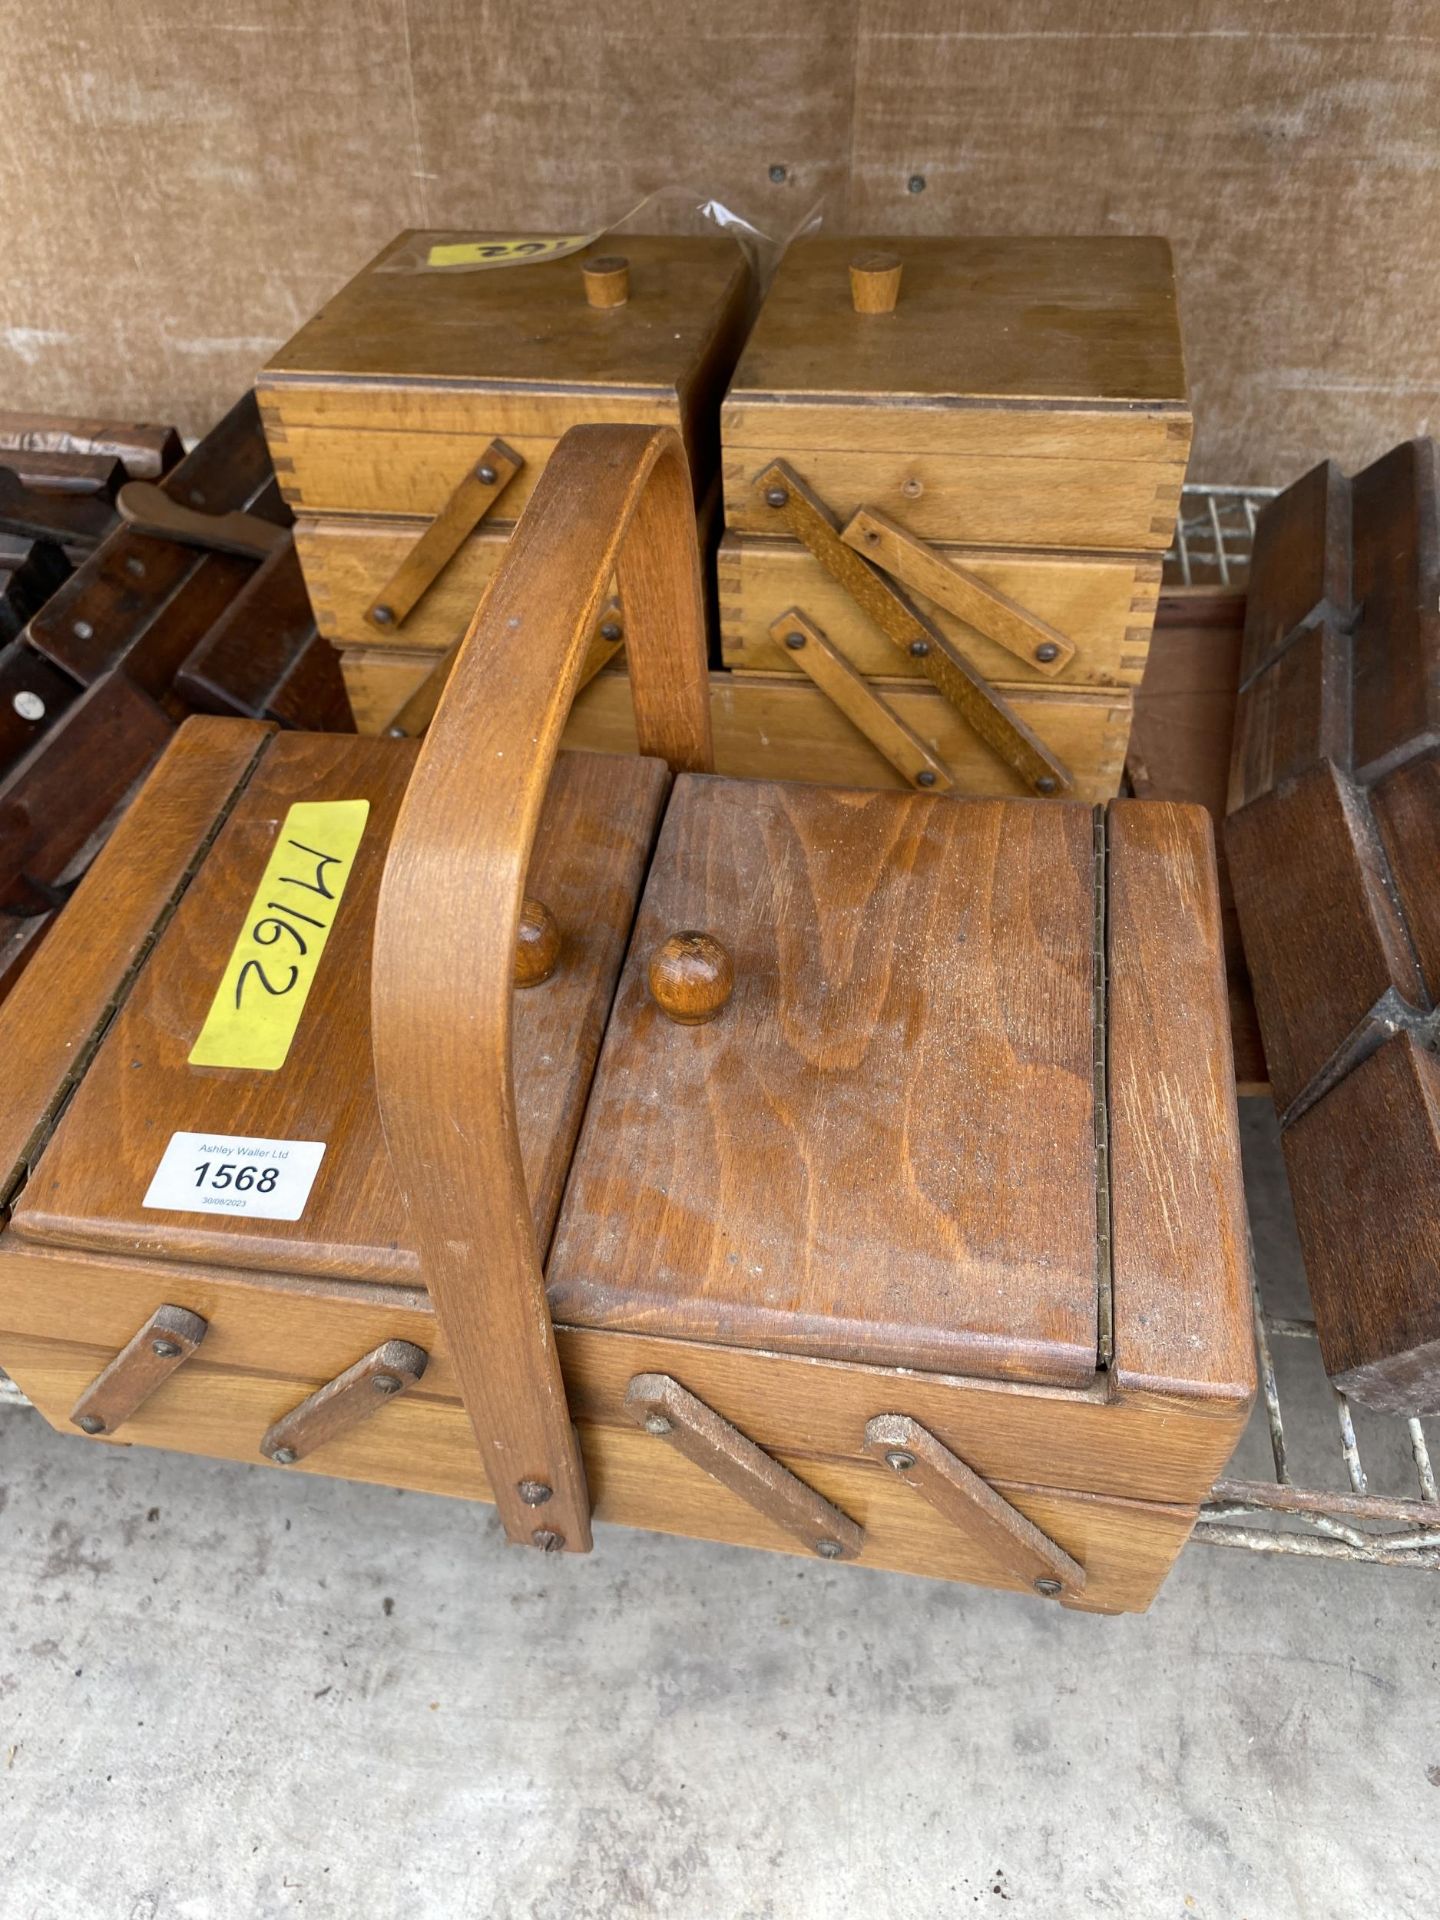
<box><xmin>1349</xmin><ymin>437</ymin><xmax>1440</xmax><ymax>780</ymax></box>
<box><xmin>723</xmin><ymin>445</ymin><xmax>1183</xmax><ymax>551</ymax></box>
<box><xmin>1372</xmin><ymin>749</ymin><xmax>1440</xmax><ymax>992</ymax></box>
<box><xmin>1123</xmin><ymin>589</ymin><xmax>1265</xmax><ymax>1091</ymax></box>
<box><xmin>1282</xmin><ymin>1035</ymin><xmax>1440</xmax><ymax>1414</ymax></box>
<box><xmin>0</xmin><ymin>671</ymin><xmax>175</xmax><ymax>913</ymax></box>
<box><xmin>297</xmin><ymin>518</ymin><xmax>533</xmax><ymax>654</ymax></box>
<box><xmin>1226</xmin><ymin>761</ymin><xmax>1430</xmax><ymax>1112</ymax></box>
<box><xmin>1237</xmin><ymin>459</ymin><xmax>1352</xmax><ymax>687</ymax></box>
<box><xmin>341</xmin><ymin>647</ymin><xmax>433</xmax><ymax>733</ymax></box>
<box><xmin>340</xmin><ymin>658</ymin><xmax>1134</xmax><ymax>797</ymax></box>
<box><xmin>269</xmin><ymin>423</ymin><xmax>664</xmax><ymax>523</ymax></box>
<box><xmin>572</xmin><ymin>669</ymin><xmax>1132</xmax><ymax>801</ymax></box>
<box><xmin>722</xmin><ymin>400</ymin><xmax>1187</xmax><ymax>464</ymax></box>
<box><xmin>0</xmin><ymin>716</ymin><xmax>272</xmax><ymax>1198</ymax></box>
<box><xmin>172</xmin><ymin>540</ymin><xmax>352</xmax><ymax>732</ymax></box>
<box><xmin>1105</xmin><ymin>801</ymin><xmax>1254</xmax><ymax>1420</ymax></box>
<box><xmin>1229</xmin><ymin>616</ymin><xmax>1351</xmax><ymax>814</ymax></box>
<box><xmin>716</xmin><ymin>532</ymin><xmax>1160</xmax><ymax>688</ymax></box>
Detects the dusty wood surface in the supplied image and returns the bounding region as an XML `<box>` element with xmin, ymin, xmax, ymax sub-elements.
<box><xmin>550</xmin><ymin>777</ymin><xmax>1103</xmax><ymax>1388</ymax></box>
<box><xmin>1105</xmin><ymin>800</ymin><xmax>1254</xmax><ymax>1412</ymax></box>
<box><xmin>1282</xmin><ymin>1036</ymin><xmax>1440</xmax><ymax>1414</ymax></box>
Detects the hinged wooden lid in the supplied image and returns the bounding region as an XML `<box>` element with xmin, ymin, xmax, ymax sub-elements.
<box><xmin>728</xmin><ymin>235</ymin><xmax>1187</xmax><ymax>413</ymax></box>
<box><xmin>263</xmin><ymin>232</ymin><xmax>748</xmax><ymax>397</ymax></box>
<box><xmin>546</xmin><ymin>776</ymin><xmax>1105</xmax><ymax>1388</ymax></box>
<box><xmin>10</xmin><ymin>732</ymin><xmax>669</xmax><ymax>1286</ymax></box>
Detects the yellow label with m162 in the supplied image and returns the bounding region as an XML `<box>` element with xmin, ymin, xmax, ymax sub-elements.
<box><xmin>189</xmin><ymin>800</ymin><xmax>369</xmax><ymax>1073</ymax></box>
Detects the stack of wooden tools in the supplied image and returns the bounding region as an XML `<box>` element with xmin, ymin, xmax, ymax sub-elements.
<box><xmin>0</xmin><ymin>394</ymin><xmax>350</xmax><ymax>998</ymax></box>
<box><xmin>708</xmin><ymin>236</ymin><xmax>1192</xmax><ymax>798</ymax></box>
<box><xmin>1227</xmin><ymin>439</ymin><xmax>1440</xmax><ymax>1413</ymax></box>
<box><xmin>256</xmin><ymin>232</ymin><xmax>753</xmax><ymax>734</ymax></box>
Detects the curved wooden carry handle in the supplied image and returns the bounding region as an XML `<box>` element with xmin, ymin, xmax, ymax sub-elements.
<box><xmin>371</xmin><ymin>424</ymin><xmax>712</xmax><ymax>1554</ymax></box>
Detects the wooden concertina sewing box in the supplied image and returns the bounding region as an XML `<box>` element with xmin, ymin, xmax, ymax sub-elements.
<box><xmin>0</xmin><ymin>426</ymin><xmax>1253</xmax><ymax>1613</ymax></box>
<box><xmin>709</xmin><ymin>234</ymin><xmax>1190</xmax><ymax>802</ymax></box>
<box><xmin>257</xmin><ymin>230</ymin><xmax>751</xmax><ymax>733</ymax></box>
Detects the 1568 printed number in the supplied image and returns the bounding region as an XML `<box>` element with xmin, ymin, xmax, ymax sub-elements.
<box><xmin>193</xmin><ymin>1160</ymin><xmax>280</xmax><ymax>1194</ymax></box>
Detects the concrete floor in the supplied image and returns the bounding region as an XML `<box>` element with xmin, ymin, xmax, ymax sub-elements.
<box><xmin>1</xmin><ymin>1108</ymin><xmax>1435</xmax><ymax>1919</ymax></box>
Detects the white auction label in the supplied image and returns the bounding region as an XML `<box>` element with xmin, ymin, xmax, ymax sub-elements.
<box><xmin>142</xmin><ymin>1132</ymin><xmax>326</xmax><ymax>1222</ymax></box>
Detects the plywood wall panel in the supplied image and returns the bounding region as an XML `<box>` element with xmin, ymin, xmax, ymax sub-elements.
<box><xmin>1</xmin><ymin>1</ymin><xmax>1436</xmax><ymax>484</ymax></box>
<box><xmin>846</xmin><ymin>2</ymin><xmax>1440</xmax><ymax>481</ymax></box>
<box><xmin>0</xmin><ymin>0</ymin><xmax>425</xmax><ymax>426</ymax></box>
<box><xmin>404</xmin><ymin>3</ymin><xmax>857</xmax><ymax>231</ymax></box>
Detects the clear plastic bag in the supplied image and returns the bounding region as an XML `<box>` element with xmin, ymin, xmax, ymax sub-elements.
<box><xmin>373</xmin><ymin>186</ymin><xmax>825</xmax><ymax>291</ymax></box>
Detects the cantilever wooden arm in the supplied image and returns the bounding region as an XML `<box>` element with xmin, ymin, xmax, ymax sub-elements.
<box><xmin>370</xmin><ymin>425</ymin><xmax>713</xmax><ymax>1555</ymax></box>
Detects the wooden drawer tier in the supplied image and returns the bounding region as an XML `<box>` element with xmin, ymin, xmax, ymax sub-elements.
<box><xmin>0</xmin><ymin>1244</ymin><xmax>1241</xmax><ymax>1613</ymax></box>
<box><xmin>339</xmin><ymin>655</ymin><xmax>1133</xmax><ymax>799</ymax></box>
<box><xmin>259</xmin><ymin>233</ymin><xmax>752</xmax><ymax>523</ymax></box>
<box><xmin>717</xmin><ymin>531</ymin><xmax>1160</xmax><ymax>687</ymax></box>
<box><xmin>296</xmin><ymin>477</ymin><xmax>720</xmax><ymax>658</ymax></box>
<box><xmin>721</xmin><ymin>235</ymin><xmax>1191</xmax><ymax>552</ymax></box>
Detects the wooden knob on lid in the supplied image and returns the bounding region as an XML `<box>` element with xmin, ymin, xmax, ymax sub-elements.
<box><xmin>648</xmin><ymin>931</ymin><xmax>733</xmax><ymax>1025</ymax></box>
<box><xmin>515</xmin><ymin>898</ymin><xmax>561</xmax><ymax>987</ymax></box>
<box><xmin>849</xmin><ymin>251</ymin><xmax>902</xmax><ymax>314</ymax></box>
<box><xmin>583</xmin><ymin>255</ymin><xmax>630</xmax><ymax>309</ymax></box>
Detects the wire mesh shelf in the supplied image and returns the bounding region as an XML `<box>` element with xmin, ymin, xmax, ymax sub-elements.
<box><xmin>1195</xmin><ymin>1275</ymin><xmax>1440</xmax><ymax>1571</ymax></box>
<box><xmin>1164</xmin><ymin>482</ymin><xmax>1278</xmax><ymax>588</ymax></box>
